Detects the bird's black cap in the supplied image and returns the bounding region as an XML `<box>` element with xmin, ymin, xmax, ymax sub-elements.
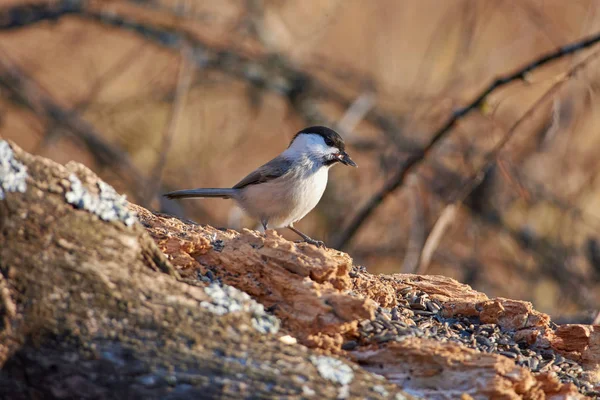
<box><xmin>292</xmin><ymin>126</ymin><xmax>346</xmax><ymax>151</ymax></box>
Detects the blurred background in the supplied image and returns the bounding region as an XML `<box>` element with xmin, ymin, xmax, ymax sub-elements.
<box><xmin>1</xmin><ymin>0</ymin><xmax>600</xmax><ymax>322</ymax></box>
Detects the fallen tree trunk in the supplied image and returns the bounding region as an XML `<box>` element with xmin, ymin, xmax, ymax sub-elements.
<box><xmin>1</xmin><ymin>140</ymin><xmax>598</xmax><ymax>399</ymax></box>
<box><xmin>139</xmin><ymin>208</ymin><xmax>599</xmax><ymax>399</ymax></box>
<box><xmin>0</xmin><ymin>140</ymin><xmax>410</xmax><ymax>399</ymax></box>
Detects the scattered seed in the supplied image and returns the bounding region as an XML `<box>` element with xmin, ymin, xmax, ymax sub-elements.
<box><xmin>413</xmin><ymin>310</ymin><xmax>434</xmax><ymax>316</ymax></box>
<box><xmin>529</xmin><ymin>358</ymin><xmax>539</xmax><ymax>371</ymax></box>
<box><xmin>399</xmin><ymin>287</ymin><xmax>412</xmax><ymax>295</ymax></box>
<box><xmin>426</xmin><ymin>301</ymin><xmax>441</xmax><ymax>313</ymax></box>
<box><xmin>341</xmin><ymin>341</ymin><xmax>358</xmax><ymax>351</ymax></box>
<box><xmin>350</xmin><ymin>286</ymin><xmax>593</xmax><ymax>396</ymax></box>
<box><xmin>419</xmin><ymin>322</ymin><xmax>432</xmax><ymax>329</ymax></box>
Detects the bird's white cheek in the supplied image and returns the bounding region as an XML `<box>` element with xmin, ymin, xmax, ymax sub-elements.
<box><xmin>320</xmin><ymin>145</ymin><xmax>339</xmax><ymax>155</ymax></box>
<box><xmin>310</xmin><ymin>146</ymin><xmax>339</xmax><ymax>162</ymax></box>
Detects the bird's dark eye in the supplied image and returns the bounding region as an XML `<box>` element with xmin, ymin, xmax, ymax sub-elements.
<box><xmin>324</xmin><ymin>137</ymin><xmax>334</xmax><ymax>147</ymax></box>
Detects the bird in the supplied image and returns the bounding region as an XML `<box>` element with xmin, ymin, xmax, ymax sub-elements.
<box><xmin>164</xmin><ymin>126</ymin><xmax>357</xmax><ymax>247</ymax></box>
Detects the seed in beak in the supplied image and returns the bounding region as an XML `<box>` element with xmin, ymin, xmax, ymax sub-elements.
<box><xmin>338</xmin><ymin>152</ymin><xmax>357</xmax><ymax>167</ymax></box>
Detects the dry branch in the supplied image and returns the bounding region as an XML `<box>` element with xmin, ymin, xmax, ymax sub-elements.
<box><xmin>455</xmin><ymin>48</ymin><xmax>600</xmax><ymax>223</ymax></box>
<box><xmin>332</xmin><ymin>30</ymin><xmax>600</xmax><ymax>249</ymax></box>
<box><xmin>0</xmin><ymin>1</ymin><xmax>82</xmax><ymax>30</ymax></box>
<box><xmin>404</xmin><ymin>50</ymin><xmax>600</xmax><ymax>282</ymax></box>
<box><xmin>416</xmin><ymin>204</ymin><xmax>457</xmax><ymax>275</ymax></box>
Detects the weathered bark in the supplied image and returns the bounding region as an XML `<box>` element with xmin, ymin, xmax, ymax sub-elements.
<box><xmin>352</xmin><ymin>339</ymin><xmax>578</xmax><ymax>400</ymax></box>
<box><xmin>142</xmin><ymin>195</ymin><xmax>598</xmax><ymax>398</ymax></box>
<box><xmin>0</xmin><ymin>141</ymin><xmax>410</xmax><ymax>399</ymax></box>
<box><xmin>134</xmin><ymin>204</ymin><xmax>376</xmax><ymax>351</ymax></box>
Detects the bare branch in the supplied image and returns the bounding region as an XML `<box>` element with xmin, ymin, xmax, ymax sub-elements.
<box><xmin>461</xmin><ymin>49</ymin><xmax>600</xmax><ymax>207</ymax></box>
<box><xmin>333</xmin><ymin>31</ymin><xmax>600</xmax><ymax>250</ymax></box>
<box><xmin>401</xmin><ymin>177</ymin><xmax>426</xmax><ymax>273</ymax></box>
<box><xmin>593</xmin><ymin>311</ymin><xmax>600</xmax><ymax>325</ymax></box>
<box><xmin>335</xmin><ymin>91</ymin><xmax>376</xmax><ymax>139</ymax></box>
<box><xmin>409</xmin><ymin>49</ymin><xmax>600</xmax><ymax>275</ymax></box>
<box><xmin>0</xmin><ymin>1</ymin><xmax>82</xmax><ymax>30</ymax></box>
<box><xmin>416</xmin><ymin>204</ymin><xmax>457</xmax><ymax>275</ymax></box>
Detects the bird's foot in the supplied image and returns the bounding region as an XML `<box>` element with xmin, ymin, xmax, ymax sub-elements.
<box><xmin>288</xmin><ymin>226</ymin><xmax>326</xmax><ymax>248</ymax></box>
<box><xmin>295</xmin><ymin>238</ymin><xmax>326</xmax><ymax>248</ymax></box>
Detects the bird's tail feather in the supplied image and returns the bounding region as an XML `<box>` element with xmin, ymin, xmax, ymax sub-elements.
<box><xmin>164</xmin><ymin>188</ymin><xmax>235</xmax><ymax>199</ymax></box>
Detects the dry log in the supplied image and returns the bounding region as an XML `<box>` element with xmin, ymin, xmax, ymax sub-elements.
<box><xmin>0</xmin><ymin>140</ymin><xmax>410</xmax><ymax>399</ymax></box>
<box><xmin>0</xmin><ymin>139</ymin><xmax>598</xmax><ymax>399</ymax></box>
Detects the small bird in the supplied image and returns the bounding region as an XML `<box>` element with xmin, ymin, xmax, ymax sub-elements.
<box><xmin>164</xmin><ymin>126</ymin><xmax>357</xmax><ymax>247</ymax></box>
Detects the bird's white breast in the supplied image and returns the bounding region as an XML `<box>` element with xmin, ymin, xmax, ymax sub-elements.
<box><xmin>282</xmin><ymin>163</ymin><xmax>328</xmax><ymax>226</ymax></box>
<box><xmin>238</xmin><ymin>157</ymin><xmax>329</xmax><ymax>228</ymax></box>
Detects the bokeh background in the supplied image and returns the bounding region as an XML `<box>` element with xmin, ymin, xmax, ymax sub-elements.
<box><xmin>2</xmin><ymin>0</ymin><xmax>600</xmax><ymax>322</ymax></box>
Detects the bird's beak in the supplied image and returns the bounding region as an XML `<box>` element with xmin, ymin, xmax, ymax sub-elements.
<box><xmin>337</xmin><ymin>151</ymin><xmax>357</xmax><ymax>167</ymax></box>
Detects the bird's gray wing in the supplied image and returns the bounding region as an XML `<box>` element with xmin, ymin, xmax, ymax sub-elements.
<box><xmin>233</xmin><ymin>155</ymin><xmax>293</xmax><ymax>189</ymax></box>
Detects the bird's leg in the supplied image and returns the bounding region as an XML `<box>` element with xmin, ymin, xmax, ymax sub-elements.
<box><xmin>288</xmin><ymin>225</ymin><xmax>325</xmax><ymax>248</ymax></box>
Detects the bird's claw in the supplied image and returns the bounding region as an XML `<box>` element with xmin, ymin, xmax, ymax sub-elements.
<box><xmin>295</xmin><ymin>238</ymin><xmax>326</xmax><ymax>248</ymax></box>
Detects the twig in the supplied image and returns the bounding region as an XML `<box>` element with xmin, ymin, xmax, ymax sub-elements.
<box><xmin>143</xmin><ymin>45</ymin><xmax>194</xmax><ymax>206</ymax></box>
<box><xmin>0</xmin><ymin>1</ymin><xmax>82</xmax><ymax>30</ymax></box>
<box><xmin>592</xmin><ymin>310</ymin><xmax>600</xmax><ymax>325</ymax></box>
<box><xmin>401</xmin><ymin>177</ymin><xmax>426</xmax><ymax>273</ymax></box>
<box><xmin>416</xmin><ymin>168</ymin><xmax>487</xmax><ymax>274</ymax></box>
<box><xmin>333</xmin><ymin>31</ymin><xmax>600</xmax><ymax>250</ymax></box>
<box><xmin>496</xmin><ymin>157</ymin><xmax>531</xmax><ymax>202</ymax></box>
<box><xmin>335</xmin><ymin>91</ymin><xmax>376</xmax><ymax>139</ymax></box>
<box><xmin>416</xmin><ymin>204</ymin><xmax>457</xmax><ymax>275</ymax></box>
<box><xmin>481</xmin><ymin>115</ymin><xmax>532</xmax><ymax>202</ymax></box>
<box><xmin>464</xmin><ymin>49</ymin><xmax>600</xmax><ymax>203</ymax></box>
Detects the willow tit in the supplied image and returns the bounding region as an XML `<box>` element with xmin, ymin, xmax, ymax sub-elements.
<box><xmin>164</xmin><ymin>126</ymin><xmax>357</xmax><ymax>247</ymax></box>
